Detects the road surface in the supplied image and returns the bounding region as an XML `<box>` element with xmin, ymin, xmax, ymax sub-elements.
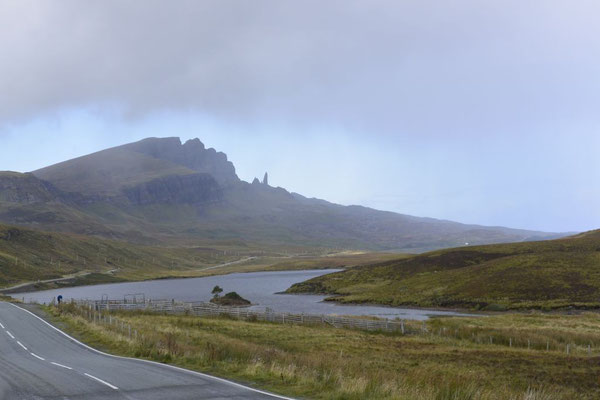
<box><xmin>200</xmin><ymin>257</ymin><xmax>257</xmax><ymax>271</ymax></box>
<box><xmin>0</xmin><ymin>302</ymin><xmax>293</xmax><ymax>399</ymax></box>
<box><xmin>0</xmin><ymin>271</ymin><xmax>94</xmax><ymax>294</ymax></box>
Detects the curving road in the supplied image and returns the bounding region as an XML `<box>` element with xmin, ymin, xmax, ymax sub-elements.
<box><xmin>0</xmin><ymin>302</ymin><xmax>293</xmax><ymax>400</ymax></box>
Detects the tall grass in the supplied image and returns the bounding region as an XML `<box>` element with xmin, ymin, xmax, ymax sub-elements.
<box><xmin>47</xmin><ymin>304</ymin><xmax>599</xmax><ymax>399</ymax></box>
<box><xmin>428</xmin><ymin>313</ymin><xmax>600</xmax><ymax>355</ymax></box>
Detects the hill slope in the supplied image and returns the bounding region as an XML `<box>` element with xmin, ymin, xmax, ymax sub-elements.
<box><xmin>0</xmin><ymin>222</ymin><xmax>400</xmax><ymax>292</ymax></box>
<box><xmin>0</xmin><ymin>223</ymin><xmax>248</xmax><ymax>289</ymax></box>
<box><xmin>287</xmin><ymin>230</ymin><xmax>600</xmax><ymax>310</ymax></box>
<box><xmin>0</xmin><ymin>137</ymin><xmax>564</xmax><ymax>251</ymax></box>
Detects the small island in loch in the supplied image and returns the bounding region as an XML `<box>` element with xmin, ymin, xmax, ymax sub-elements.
<box><xmin>209</xmin><ymin>286</ymin><xmax>251</xmax><ymax>306</ymax></box>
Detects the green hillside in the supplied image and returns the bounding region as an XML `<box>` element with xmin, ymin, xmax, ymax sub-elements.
<box><xmin>0</xmin><ymin>223</ymin><xmax>255</xmax><ymax>289</ymax></box>
<box><xmin>287</xmin><ymin>230</ymin><xmax>600</xmax><ymax>310</ymax></box>
<box><xmin>0</xmin><ymin>223</ymin><xmax>397</xmax><ymax>292</ymax></box>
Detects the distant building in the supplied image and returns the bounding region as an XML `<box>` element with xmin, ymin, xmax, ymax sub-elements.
<box><xmin>262</xmin><ymin>172</ymin><xmax>269</xmax><ymax>186</ymax></box>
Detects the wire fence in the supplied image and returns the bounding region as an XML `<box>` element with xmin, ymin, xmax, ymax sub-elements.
<box><xmin>71</xmin><ymin>298</ymin><xmax>414</xmax><ymax>333</ymax></box>
<box><xmin>42</xmin><ymin>297</ymin><xmax>600</xmax><ymax>357</ymax></box>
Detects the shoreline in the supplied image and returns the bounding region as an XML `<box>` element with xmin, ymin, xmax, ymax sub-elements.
<box><xmin>283</xmin><ymin>291</ymin><xmax>487</xmax><ymax>316</ymax></box>
<box><xmin>282</xmin><ymin>290</ymin><xmax>600</xmax><ymax>315</ymax></box>
<box><xmin>10</xmin><ymin>269</ymin><xmax>599</xmax><ymax>317</ymax></box>
<box><xmin>2</xmin><ymin>266</ymin><xmax>344</xmax><ymax>295</ymax></box>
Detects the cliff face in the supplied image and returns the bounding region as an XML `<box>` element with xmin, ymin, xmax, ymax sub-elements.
<box><xmin>0</xmin><ymin>137</ymin><xmax>564</xmax><ymax>251</ymax></box>
<box><xmin>0</xmin><ymin>172</ymin><xmax>63</xmax><ymax>204</ymax></box>
<box><xmin>122</xmin><ymin>173</ymin><xmax>222</xmax><ymax>205</ymax></box>
<box><xmin>122</xmin><ymin>137</ymin><xmax>239</xmax><ymax>185</ymax></box>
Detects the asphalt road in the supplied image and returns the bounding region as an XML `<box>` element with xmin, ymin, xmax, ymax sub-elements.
<box><xmin>0</xmin><ymin>302</ymin><xmax>293</xmax><ymax>400</ymax></box>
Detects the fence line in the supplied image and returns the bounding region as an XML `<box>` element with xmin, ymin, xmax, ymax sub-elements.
<box><xmin>45</xmin><ymin>298</ymin><xmax>598</xmax><ymax>357</ymax></box>
<box><xmin>70</xmin><ymin>298</ymin><xmax>413</xmax><ymax>334</ymax></box>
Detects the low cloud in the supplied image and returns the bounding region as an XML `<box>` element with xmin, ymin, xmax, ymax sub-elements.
<box><xmin>1</xmin><ymin>0</ymin><xmax>599</xmax><ymax>138</ymax></box>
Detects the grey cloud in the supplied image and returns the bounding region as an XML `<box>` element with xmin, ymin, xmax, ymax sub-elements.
<box><xmin>2</xmin><ymin>0</ymin><xmax>600</xmax><ymax>137</ymax></box>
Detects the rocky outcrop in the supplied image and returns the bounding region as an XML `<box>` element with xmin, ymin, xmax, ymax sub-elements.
<box><xmin>2</xmin><ymin>137</ymin><xmax>564</xmax><ymax>252</ymax></box>
<box><xmin>122</xmin><ymin>137</ymin><xmax>239</xmax><ymax>185</ymax></box>
<box><xmin>1</xmin><ymin>227</ymin><xmax>21</xmax><ymax>241</ymax></box>
<box><xmin>0</xmin><ymin>172</ymin><xmax>63</xmax><ymax>204</ymax></box>
<box><xmin>122</xmin><ymin>173</ymin><xmax>222</xmax><ymax>205</ymax></box>
<box><xmin>210</xmin><ymin>292</ymin><xmax>251</xmax><ymax>306</ymax></box>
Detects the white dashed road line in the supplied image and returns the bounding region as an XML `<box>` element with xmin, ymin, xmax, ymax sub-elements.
<box><xmin>8</xmin><ymin>303</ymin><xmax>295</xmax><ymax>399</ymax></box>
<box><xmin>50</xmin><ymin>362</ymin><xmax>72</xmax><ymax>370</ymax></box>
<box><xmin>1</xmin><ymin>314</ymin><xmax>121</xmax><ymax>393</ymax></box>
<box><xmin>84</xmin><ymin>373</ymin><xmax>119</xmax><ymax>390</ymax></box>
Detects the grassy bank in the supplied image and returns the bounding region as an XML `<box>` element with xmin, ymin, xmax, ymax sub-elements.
<box><xmin>0</xmin><ymin>223</ymin><xmax>398</xmax><ymax>292</ymax></box>
<box><xmin>0</xmin><ymin>223</ymin><xmax>246</xmax><ymax>289</ymax></box>
<box><xmin>46</xmin><ymin>304</ymin><xmax>600</xmax><ymax>399</ymax></box>
<box><xmin>287</xmin><ymin>230</ymin><xmax>600</xmax><ymax>310</ymax></box>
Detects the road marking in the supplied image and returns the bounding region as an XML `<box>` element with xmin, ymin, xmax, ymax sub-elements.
<box><xmin>0</xmin><ymin>322</ymin><xmax>4</xmax><ymax>329</ymax></box>
<box><xmin>16</xmin><ymin>341</ymin><xmax>27</xmax><ymax>350</ymax></box>
<box><xmin>6</xmin><ymin>331</ymin><xmax>14</xmax><ymax>339</ymax></box>
<box><xmin>30</xmin><ymin>353</ymin><xmax>45</xmax><ymax>361</ymax></box>
<box><xmin>10</xmin><ymin>303</ymin><xmax>295</xmax><ymax>400</ymax></box>
<box><xmin>50</xmin><ymin>362</ymin><xmax>72</xmax><ymax>370</ymax></box>
<box><xmin>84</xmin><ymin>373</ymin><xmax>119</xmax><ymax>390</ymax></box>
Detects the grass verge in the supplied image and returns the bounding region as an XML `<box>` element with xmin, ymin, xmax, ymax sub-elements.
<box><xmin>44</xmin><ymin>304</ymin><xmax>600</xmax><ymax>399</ymax></box>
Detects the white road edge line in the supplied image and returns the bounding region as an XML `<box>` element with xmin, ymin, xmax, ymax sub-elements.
<box><xmin>0</xmin><ymin>322</ymin><xmax>4</xmax><ymax>329</ymax></box>
<box><xmin>50</xmin><ymin>362</ymin><xmax>72</xmax><ymax>370</ymax></box>
<box><xmin>84</xmin><ymin>373</ymin><xmax>119</xmax><ymax>390</ymax></box>
<box><xmin>10</xmin><ymin>303</ymin><xmax>295</xmax><ymax>400</ymax></box>
<box><xmin>30</xmin><ymin>352</ymin><xmax>45</xmax><ymax>361</ymax></box>
<box><xmin>16</xmin><ymin>341</ymin><xmax>27</xmax><ymax>350</ymax></box>
<box><xmin>6</xmin><ymin>331</ymin><xmax>14</xmax><ymax>339</ymax></box>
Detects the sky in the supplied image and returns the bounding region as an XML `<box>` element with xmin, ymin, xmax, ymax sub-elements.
<box><xmin>0</xmin><ymin>0</ymin><xmax>598</xmax><ymax>233</ymax></box>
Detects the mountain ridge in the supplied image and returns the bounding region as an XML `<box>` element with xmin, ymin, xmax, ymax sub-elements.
<box><xmin>0</xmin><ymin>137</ymin><xmax>566</xmax><ymax>252</ymax></box>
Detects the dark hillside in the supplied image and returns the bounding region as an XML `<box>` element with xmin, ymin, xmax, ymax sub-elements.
<box><xmin>0</xmin><ymin>172</ymin><xmax>64</xmax><ymax>203</ymax></box>
<box><xmin>0</xmin><ymin>137</ymin><xmax>566</xmax><ymax>251</ymax></box>
<box><xmin>287</xmin><ymin>230</ymin><xmax>600</xmax><ymax>310</ymax></box>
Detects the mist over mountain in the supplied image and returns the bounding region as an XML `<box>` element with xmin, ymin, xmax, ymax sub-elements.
<box><xmin>0</xmin><ymin>137</ymin><xmax>564</xmax><ymax>251</ymax></box>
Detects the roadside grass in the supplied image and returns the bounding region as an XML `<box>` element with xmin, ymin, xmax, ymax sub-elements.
<box><xmin>46</xmin><ymin>305</ymin><xmax>600</xmax><ymax>399</ymax></box>
<box><xmin>0</xmin><ymin>294</ymin><xmax>18</xmax><ymax>302</ymax></box>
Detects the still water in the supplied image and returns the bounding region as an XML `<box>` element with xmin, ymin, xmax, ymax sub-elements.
<box><xmin>12</xmin><ymin>269</ymin><xmax>474</xmax><ymax>320</ymax></box>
